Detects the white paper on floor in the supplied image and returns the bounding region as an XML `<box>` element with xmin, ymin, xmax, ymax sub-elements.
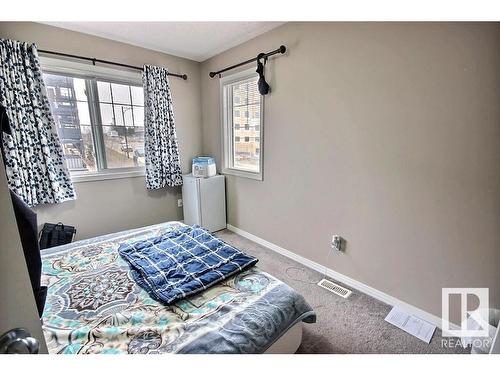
<box><xmin>385</xmin><ymin>306</ymin><xmax>436</xmax><ymax>343</ymax></box>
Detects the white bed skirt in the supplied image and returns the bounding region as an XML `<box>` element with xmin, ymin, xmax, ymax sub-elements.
<box><xmin>264</xmin><ymin>323</ymin><xmax>303</xmax><ymax>354</ymax></box>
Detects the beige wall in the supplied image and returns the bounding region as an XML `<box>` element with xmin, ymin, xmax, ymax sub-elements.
<box><xmin>0</xmin><ymin>22</ymin><xmax>202</xmax><ymax>240</ymax></box>
<box><xmin>201</xmin><ymin>22</ymin><xmax>500</xmax><ymax>317</ymax></box>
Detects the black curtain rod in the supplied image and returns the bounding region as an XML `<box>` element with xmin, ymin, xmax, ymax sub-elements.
<box><xmin>38</xmin><ymin>49</ymin><xmax>188</xmax><ymax>80</ymax></box>
<box><xmin>209</xmin><ymin>45</ymin><xmax>286</xmax><ymax>78</ymax></box>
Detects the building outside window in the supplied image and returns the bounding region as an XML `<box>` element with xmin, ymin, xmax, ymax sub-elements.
<box><xmin>59</xmin><ymin>86</ymin><xmax>72</xmax><ymax>99</ymax></box>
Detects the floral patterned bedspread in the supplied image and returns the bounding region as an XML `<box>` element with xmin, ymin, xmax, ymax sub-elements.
<box><xmin>41</xmin><ymin>221</ymin><xmax>316</xmax><ymax>354</ymax></box>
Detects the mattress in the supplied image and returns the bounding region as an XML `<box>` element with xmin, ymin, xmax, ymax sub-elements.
<box><xmin>40</xmin><ymin>221</ymin><xmax>315</xmax><ymax>354</ymax></box>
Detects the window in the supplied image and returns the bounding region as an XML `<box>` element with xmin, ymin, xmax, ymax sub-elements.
<box><xmin>43</xmin><ymin>71</ymin><xmax>145</xmax><ymax>180</ymax></box>
<box><xmin>221</xmin><ymin>68</ymin><xmax>263</xmax><ymax>180</ymax></box>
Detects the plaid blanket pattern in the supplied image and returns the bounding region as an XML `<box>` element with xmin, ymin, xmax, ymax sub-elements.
<box><xmin>118</xmin><ymin>225</ymin><xmax>258</xmax><ymax>304</ymax></box>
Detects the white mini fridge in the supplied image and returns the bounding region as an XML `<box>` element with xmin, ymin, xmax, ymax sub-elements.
<box><xmin>182</xmin><ymin>174</ymin><xmax>226</xmax><ymax>232</ymax></box>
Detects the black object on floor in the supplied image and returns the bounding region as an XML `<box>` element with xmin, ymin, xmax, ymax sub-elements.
<box><xmin>39</xmin><ymin>222</ymin><xmax>76</xmax><ymax>250</ymax></box>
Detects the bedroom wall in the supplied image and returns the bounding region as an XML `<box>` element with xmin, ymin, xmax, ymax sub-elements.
<box><xmin>200</xmin><ymin>22</ymin><xmax>500</xmax><ymax>318</ymax></box>
<box><xmin>0</xmin><ymin>22</ymin><xmax>202</xmax><ymax>240</ymax></box>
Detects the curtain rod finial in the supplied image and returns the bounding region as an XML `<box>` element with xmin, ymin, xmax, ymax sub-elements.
<box><xmin>209</xmin><ymin>72</ymin><xmax>216</xmax><ymax>78</ymax></box>
<box><xmin>182</xmin><ymin>74</ymin><xmax>188</xmax><ymax>80</ymax></box>
<box><xmin>279</xmin><ymin>45</ymin><xmax>286</xmax><ymax>54</ymax></box>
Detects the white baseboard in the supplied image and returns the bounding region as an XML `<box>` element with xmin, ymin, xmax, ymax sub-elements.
<box><xmin>227</xmin><ymin>224</ymin><xmax>446</xmax><ymax>330</ymax></box>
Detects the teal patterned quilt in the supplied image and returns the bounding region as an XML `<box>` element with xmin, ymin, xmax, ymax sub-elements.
<box><xmin>41</xmin><ymin>222</ymin><xmax>316</xmax><ymax>354</ymax></box>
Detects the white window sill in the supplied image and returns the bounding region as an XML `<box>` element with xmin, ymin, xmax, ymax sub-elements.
<box><xmin>70</xmin><ymin>169</ymin><xmax>145</xmax><ymax>183</ymax></box>
<box><xmin>222</xmin><ymin>167</ymin><xmax>262</xmax><ymax>181</ymax></box>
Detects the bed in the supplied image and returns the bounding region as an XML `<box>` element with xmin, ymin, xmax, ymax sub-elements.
<box><xmin>40</xmin><ymin>221</ymin><xmax>315</xmax><ymax>354</ymax></box>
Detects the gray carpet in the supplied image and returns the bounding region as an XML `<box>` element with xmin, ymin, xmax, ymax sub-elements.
<box><xmin>216</xmin><ymin>229</ymin><xmax>469</xmax><ymax>354</ymax></box>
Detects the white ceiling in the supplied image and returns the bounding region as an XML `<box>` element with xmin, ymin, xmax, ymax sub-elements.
<box><xmin>41</xmin><ymin>22</ymin><xmax>285</xmax><ymax>62</ymax></box>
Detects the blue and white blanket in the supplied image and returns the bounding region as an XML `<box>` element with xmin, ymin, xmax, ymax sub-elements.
<box><xmin>118</xmin><ymin>225</ymin><xmax>258</xmax><ymax>304</ymax></box>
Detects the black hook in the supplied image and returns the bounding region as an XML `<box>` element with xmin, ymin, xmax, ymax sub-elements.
<box><xmin>257</xmin><ymin>52</ymin><xmax>269</xmax><ymax>65</ymax></box>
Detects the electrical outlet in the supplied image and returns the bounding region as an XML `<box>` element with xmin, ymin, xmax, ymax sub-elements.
<box><xmin>177</xmin><ymin>198</ymin><xmax>183</xmax><ymax>207</ymax></box>
<box><xmin>331</xmin><ymin>235</ymin><xmax>343</xmax><ymax>252</ymax></box>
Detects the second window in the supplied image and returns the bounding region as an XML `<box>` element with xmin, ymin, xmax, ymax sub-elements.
<box><xmin>221</xmin><ymin>69</ymin><xmax>263</xmax><ymax>180</ymax></box>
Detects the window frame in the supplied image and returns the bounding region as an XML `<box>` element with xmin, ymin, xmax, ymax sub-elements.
<box><xmin>220</xmin><ymin>68</ymin><xmax>264</xmax><ymax>181</ymax></box>
<box><xmin>40</xmin><ymin>56</ymin><xmax>145</xmax><ymax>183</ymax></box>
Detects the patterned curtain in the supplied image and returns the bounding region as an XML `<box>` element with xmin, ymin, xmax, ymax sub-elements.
<box><xmin>0</xmin><ymin>39</ymin><xmax>75</xmax><ymax>206</ymax></box>
<box><xmin>142</xmin><ymin>65</ymin><xmax>183</xmax><ymax>189</ymax></box>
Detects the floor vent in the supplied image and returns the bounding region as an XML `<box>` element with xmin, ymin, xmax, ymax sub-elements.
<box><xmin>317</xmin><ymin>278</ymin><xmax>352</xmax><ymax>298</ymax></box>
